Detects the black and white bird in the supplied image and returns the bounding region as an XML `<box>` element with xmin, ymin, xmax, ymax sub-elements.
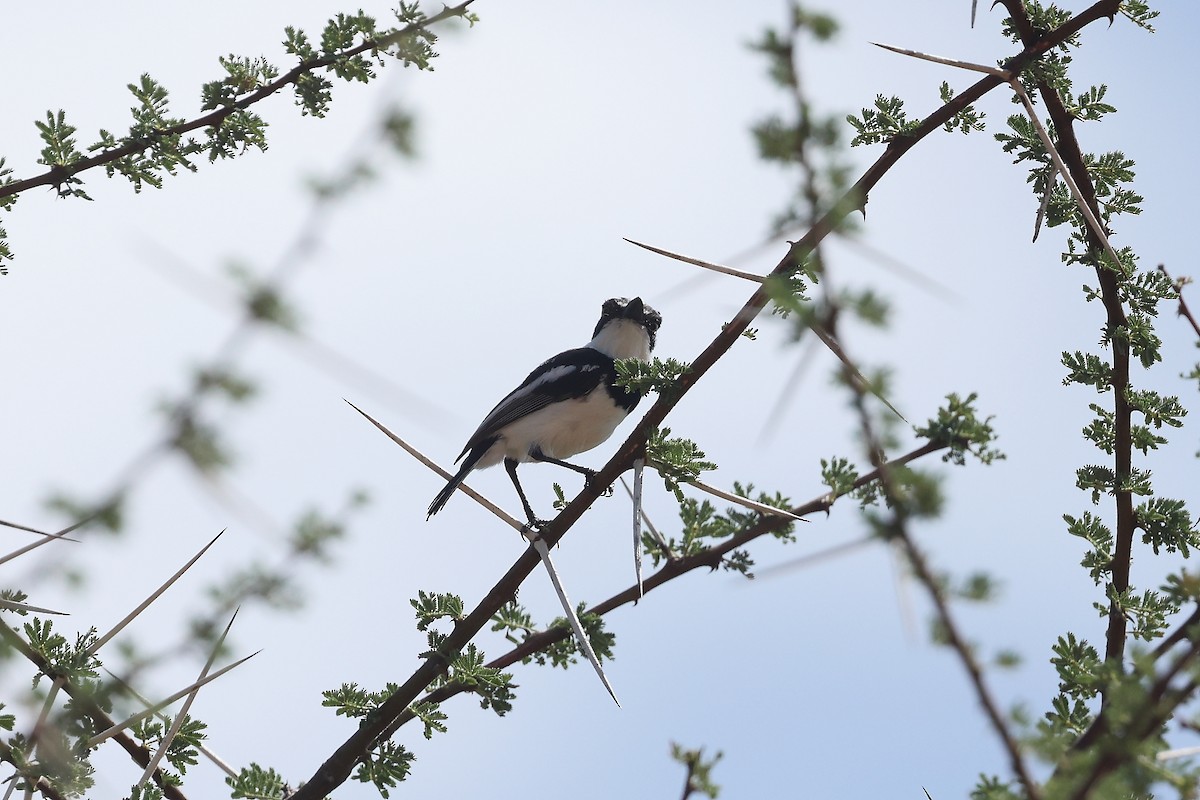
<box><xmin>427</xmin><ymin>296</ymin><xmax>663</xmax><ymax>527</ymax></box>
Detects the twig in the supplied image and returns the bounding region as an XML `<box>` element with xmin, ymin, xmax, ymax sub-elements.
<box><xmin>373</xmin><ymin>440</ymin><xmax>957</xmax><ymax>747</ymax></box>
<box><xmin>1160</xmin><ymin>265</ymin><xmax>1200</xmax><ymax>339</ymax></box>
<box><xmin>0</xmin><ymin>620</ymin><xmax>192</xmax><ymax>800</ymax></box>
<box><xmin>825</xmin><ymin>288</ymin><xmax>1040</xmax><ymax>799</ymax></box>
<box><xmin>497</xmin><ymin>443</ymin><xmax>946</xmax><ymax>673</ymax></box>
<box><xmin>0</xmin><ymin>3</ymin><xmax>476</xmax><ymax>202</ymax></box>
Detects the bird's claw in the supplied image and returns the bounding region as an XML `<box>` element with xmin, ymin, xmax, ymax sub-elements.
<box><xmin>520</xmin><ymin>518</ymin><xmax>552</xmax><ymax>539</ymax></box>
<box><xmin>581</xmin><ymin>470</ymin><xmax>614</xmax><ymax>497</ymax></box>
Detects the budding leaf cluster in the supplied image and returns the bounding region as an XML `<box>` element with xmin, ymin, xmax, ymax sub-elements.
<box><xmin>846</xmin><ymin>95</ymin><xmax>920</xmax><ymax>147</ymax></box>
<box><xmin>647</xmin><ymin>482</ymin><xmax>795</xmax><ymax>578</ymax></box>
<box><xmin>913</xmin><ymin>392</ymin><xmax>1005</xmax><ymax>466</ymax></box>
<box><xmin>614</xmin><ymin>356</ymin><xmax>690</xmax><ymax>399</ymax></box>
<box><xmin>490</xmin><ymin>600</ymin><xmax>616</xmax><ymax>670</ymax></box>
<box><xmin>646</xmin><ymin>427</ymin><xmax>717</xmax><ymax>501</ymax></box>
<box><xmin>938</xmin><ymin>81</ymin><xmax>987</xmax><ymax>135</ymax></box>
<box><xmin>227</xmin><ymin>764</ymin><xmax>289</xmax><ymax>800</ymax></box>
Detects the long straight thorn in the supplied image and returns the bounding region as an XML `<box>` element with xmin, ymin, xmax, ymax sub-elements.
<box><xmin>529</xmin><ymin>536</ymin><xmax>619</xmax><ymax>706</ymax></box>
<box><xmin>88</xmin><ymin>530</ymin><xmax>226</xmax><ymax>655</ymax></box>
<box><xmin>136</xmin><ymin>609</ymin><xmax>240</xmax><ymax>789</ymax></box>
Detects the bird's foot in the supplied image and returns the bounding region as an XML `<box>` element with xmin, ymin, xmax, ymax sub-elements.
<box><xmin>520</xmin><ymin>518</ymin><xmax>552</xmax><ymax>539</ymax></box>
<box><xmin>581</xmin><ymin>469</ymin><xmax>614</xmax><ymax>497</ymax></box>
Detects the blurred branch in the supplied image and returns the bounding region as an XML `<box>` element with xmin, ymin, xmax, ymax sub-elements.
<box><xmin>0</xmin><ymin>620</ymin><xmax>190</xmax><ymax>800</ymax></box>
<box><xmin>1160</xmin><ymin>265</ymin><xmax>1200</xmax><ymax>340</ymax></box>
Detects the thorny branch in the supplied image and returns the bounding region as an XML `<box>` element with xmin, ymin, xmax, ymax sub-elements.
<box><xmin>1066</xmin><ymin>636</ymin><xmax>1200</xmax><ymax>800</ymax></box>
<box><xmin>0</xmin><ymin>621</ymin><xmax>190</xmax><ymax>800</ymax></box>
<box><xmin>0</xmin><ymin>2</ymin><xmax>475</xmax><ymax>203</ymax></box>
<box><xmin>997</xmin><ymin>0</ymin><xmax>1136</xmax><ymax>677</ymax></box>
<box><xmin>288</xmin><ymin>5</ymin><xmax>1127</xmax><ymax>797</ymax></box>
<box><xmin>370</xmin><ymin>439</ymin><xmax>947</xmax><ymax>742</ymax></box>
<box><xmin>1160</xmin><ymin>265</ymin><xmax>1200</xmax><ymax>341</ymax></box>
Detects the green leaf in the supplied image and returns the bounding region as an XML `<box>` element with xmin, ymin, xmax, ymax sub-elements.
<box><xmin>671</xmin><ymin>743</ymin><xmax>724</xmax><ymax>800</ymax></box>
<box><xmin>353</xmin><ymin>741</ymin><xmax>414</xmax><ymax>798</ymax></box>
<box><xmin>1061</xmin><ymin>351</ymin><xmax>1112</xmax><ymax>391</ymax></box>
<box><xmin>939</xmin><ymin>81</ymin><xmax>986</xmax><ymax>135</ymax></box>
<box><xmin>913</xmin><ymin>392</ymin><xmax>1005</xmax><ymax>466</ymax></box>
<box><xmin>614</xmin><ymin>356</ymin><xmax>690</xmax><ymax>398</ymax></box>
<box><xmin>646</xmin><ymin>428</ymin><xmax>717</xmax><ymax>500</ymax></box>
<box><xmin>227</xmin><ymin>763</ymin><xmax>288</xmax><ymax>799</ymax></box>
<box><xmin>410</xmin><ymin>590</ymin><xmax>464</xmax><ymax>632</ymax></box>
<box><xmin>1064</xmin><ymin>511</ymin><xmax>1114</xmax><ymax>583</ymax></box>
<box><xmin>846</xmin><ymin>94</ymin><xmax>919</xmax><ymax>147</ymax></box>
<box><xmin>1067</xmin><ymin>84</ymin><xmax>1116</xmax><ymax>122</ymax></box>
<box><xmin>1136</xmin><ymin>497</ymin><xmax>1197</xmax><ymax>556</ymax></box>
<box><xmin>1119</xmin><ymin>1</ymin><xmax>1159</xmax><ymax>30</ymax></box>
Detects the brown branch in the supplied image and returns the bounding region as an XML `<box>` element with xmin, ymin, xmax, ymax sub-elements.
<box><xmin>1063</xmin><ymin>637</ymin><xmax>1200</xmax><ymax>800</ymax></box>
<box><xmin>0</xmin><ymin>621</ymin><xmax>189</xmax><ymax>800</ymax></box>
<box><xmin>998</xmin><ymin>0</ymin><xmax>1135</xmax><ymax>675</ymax></box>
<box><xmin>0</xmin><ymin>739</ymin><xmax>70</xmax><ymax>800</ymax></box>
<box><xmin>369</xmin><ymin>440</ymin><xmax>950</xmax><ymax>742</ymax></box>
<box><xmin>288</xmin><ymin>6</ymin><xmax>1121</xmax><ymax>797</ymax></box>
<box><xmin>1069</xmin><ymin>602</ymin><xmax>1200</xmax><ymax>759</ymax></box>
<box><xmin>1160</xmin><ymin>265</ymin><xmax>1200</xmax><ymax>340</ymax></box>
<box><xmin>893</xmin><ymin>517</ymin><xmax>1040</xmax><ymax>798</ymax></box>
<box><xmin>0</xmin><ymin>2</ymin><xmax>474</xmax><ymax>201</ymax></box>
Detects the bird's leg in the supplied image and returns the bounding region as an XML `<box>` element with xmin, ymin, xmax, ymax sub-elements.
<box><xmin>505</xmin><ymin>458</ymin><xmax>549</xmax><ymax>530</ymax></box>
<box><xmin>530</xmin><ymin>448</ymin><xmax>611</xmax><ymax>496</ymax></box>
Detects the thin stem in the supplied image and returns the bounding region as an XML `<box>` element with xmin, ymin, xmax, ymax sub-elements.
<box><xmin>0</xmin><ymin>3</ymin><xmax>475</xmax><ymax>202</ymax></box>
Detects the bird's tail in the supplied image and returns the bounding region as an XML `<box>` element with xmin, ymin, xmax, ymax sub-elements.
<box><xmin>427</xmin><ymin>443</ymin><xmax>489</xmax><ymax>519</ymax></box>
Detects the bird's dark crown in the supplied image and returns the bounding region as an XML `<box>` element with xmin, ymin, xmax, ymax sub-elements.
<box><xmin>593</xmin><ymin>296</ymin><xmax>662</xmax><ymax>350</ymax></box>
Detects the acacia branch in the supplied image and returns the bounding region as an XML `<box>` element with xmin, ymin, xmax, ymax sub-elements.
<box><xmin>289</xmin><ymin>6</ymin><xmax>1122</xmax><ymax>797</ymax></box>
<box><xmin>998</xmin><ymin>0</ymin><xmax>1135</xmax><ymax>675</ymax></box>
<box><xmin>0</xmin><ymin>621</ymin><xmax>189</xmax><ymax>800</ymax></box>
<box><xmin>0</xmin><ymin>2</ymin><xmax>474</xmax><ymax>201</ymax></box>
<box><xmin>1064</xmin><ymin>639</ymin><xmax>1200</xmax><ymax>800</ymax></box>
<box><xmin>369</xmin><ymin>440</ymin><xmax>950</xmax><ymax>742</ymax></box>
<box><xmin>1160</xmin><ymin>265</ymin><xmax>1200</xmax><ymax>340</ymax></box>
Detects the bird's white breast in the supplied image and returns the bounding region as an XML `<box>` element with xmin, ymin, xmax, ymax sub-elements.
<box><xmin>478</xmin><ymin>382</ymin><xmax>629</xmax><ymax>466</ymax></box>
<box><xmin>588</xmin><ymin>318</ymin><xmax>651</xmax><ymax>360</ymax></box>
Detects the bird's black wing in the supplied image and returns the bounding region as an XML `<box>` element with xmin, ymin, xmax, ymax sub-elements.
<box><xmin>455</xmin><ymin>347</ymin><xmax>613</xmax><ymax>460</ymax></box>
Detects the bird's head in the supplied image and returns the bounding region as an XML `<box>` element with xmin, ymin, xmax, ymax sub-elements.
<box><xmin>589</xmin><ymin>296</ymin><xmax>662</xmax><ymax>360</ymax></box>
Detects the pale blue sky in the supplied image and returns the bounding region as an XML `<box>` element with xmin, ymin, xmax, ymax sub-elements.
<box><xmin>2</xmin><ymin>2</ymin><xmax>1198</xmax><ymax>798</ymax></box>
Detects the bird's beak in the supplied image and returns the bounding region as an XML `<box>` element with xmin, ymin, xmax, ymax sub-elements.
<box><xmin>627</xmin><ymin>297</ymin><xmax>645</xmax><ymax>318</ymax></box>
